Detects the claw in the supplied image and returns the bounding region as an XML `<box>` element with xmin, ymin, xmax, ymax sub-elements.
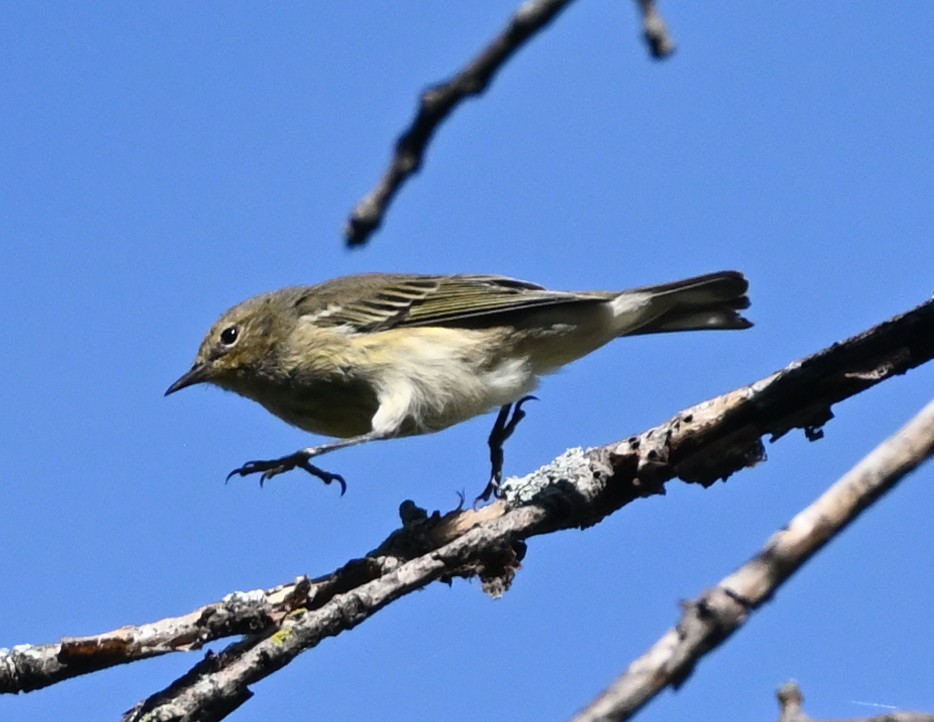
<box><xmin>296</xmin><ymin>459</ymin><xmax>347</xmax><ymax>495</ymax></box>
<box><xmin>473</xmin><ymin>477</ymin><xmax>502</xmax><ymax>507</ymax></box>
<box><xmin>225</xmin><ymin>453</ymin><xmax>347</xmax><ymax>494</ymax></box>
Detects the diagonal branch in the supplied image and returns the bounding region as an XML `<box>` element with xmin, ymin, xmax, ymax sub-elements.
<box><xmin>1</xmin><ymin>299</ymin><xmax>931</xmax><ymax>720</ymax></box>
<box><xmin>344</xmin><ymin>0</ymin><xmax>577</xmax><ymax>247</ymax></box>
<box><xmin>572</xmin><ymin>398</ymin><xmax>934</xmax><ymax>722</ymax></box>
<box><xmin>344</xmin><ymin>0</ymin><xmax>676</xmax><ymax>246</ymax></box>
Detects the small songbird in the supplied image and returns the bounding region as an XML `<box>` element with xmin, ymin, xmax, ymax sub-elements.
<box><xmin>166</xmin><ymin>271</ymin><xmax>751</xmax><ymax>500</ymax></box>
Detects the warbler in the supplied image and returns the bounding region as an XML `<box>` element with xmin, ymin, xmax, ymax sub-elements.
<box><xmin>166</xmin><ymin>271</ymin><xmax>751</xmax><ymax>500</ymax></box>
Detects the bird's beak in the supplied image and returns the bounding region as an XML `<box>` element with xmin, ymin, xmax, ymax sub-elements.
<box><xmin>165</xmin><ymin>363</ymin><xmax>210</xmax><ymax>396</ymax></box>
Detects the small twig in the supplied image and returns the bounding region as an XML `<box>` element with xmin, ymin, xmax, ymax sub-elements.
<box><xmin>344</xmin><ymin>0</ymin><xmax>576</xmax><ymax>247</ymax></box>
<box><xmin>776</xmin><ymin>681</ymin><xmax>934</xmax><ymax>722</ymax></box>
<box><xmin>634</xmin><ymin>0</ymin><xmax>676</xmax><ymax>58</ymax></box>
<box><xmin>345</xmin><ymin>0</ymin><xmax>677</xmax><ymax>246</ymax></box>
<box><xmin>573</xmin><ymin>399</ymin><xmax>934</xmax><ymax>722</ymax></box>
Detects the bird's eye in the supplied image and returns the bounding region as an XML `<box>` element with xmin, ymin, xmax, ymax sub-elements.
<box><xmin>220</xmin><ymin>325</ymin><xmax>240</xmax><ymax>346</ymax></box>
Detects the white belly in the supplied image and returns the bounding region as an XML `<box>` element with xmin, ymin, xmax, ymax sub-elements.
<box><xmin>358</xmin><ymin>327</ymin><xmax>538</xmax><ymax>436</ymax></box>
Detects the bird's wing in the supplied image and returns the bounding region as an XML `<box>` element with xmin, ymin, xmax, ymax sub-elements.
<box><xmin>293</xmin><ymin>274</ymin><xmax>609</xmax><ymax>332</ymax></box>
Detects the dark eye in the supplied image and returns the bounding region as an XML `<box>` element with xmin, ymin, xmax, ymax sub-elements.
<box><xmin>220</xmin><ymin>325</ymin><xmax>240</xmax><ymax>346</ymax></box>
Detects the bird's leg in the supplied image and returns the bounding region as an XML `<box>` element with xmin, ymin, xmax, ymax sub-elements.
<box><xmin>482</xmin><ymin>403</ymin><xmax>512</xmax><ymax>500</ymax></box>
<box><xmin>476</xmin><ymin>395</ymin><xmax>538</xmax><ymax>504</ymax></box>
<box><xmin>226</xmin><ymin>431</ymin><xmax>386</xmax><ymax>494</ymax></box>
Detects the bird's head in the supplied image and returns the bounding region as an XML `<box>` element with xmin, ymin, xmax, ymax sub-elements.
<box><xmin>165</xmin><ymin>292</ymin><xmax>289</xmax><ymax>397</ymax></box>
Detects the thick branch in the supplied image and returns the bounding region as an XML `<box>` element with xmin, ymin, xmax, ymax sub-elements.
<box><xmin>1</xmin><ymin>299</ymin><xmax>931</xmax><ymax>719</ymax></box>
<box><xmin>573</xmin><ymin>399</ymin><xmax>934</xmax><ymax>722</ymax></box>
<box><xmin>344</xmin><ymin>0</ymin><xmax>577</xmax><ymax>247</ymax></box>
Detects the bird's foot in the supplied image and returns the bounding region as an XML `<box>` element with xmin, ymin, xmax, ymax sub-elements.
<box><xmin>227</xmin><ymin>450</ymin><xmax>347</xmax><ymax>495</ymax></box>
<box><xmin>474</xmin><ymin>477</ymin><xmax>502</xmax><ymax>505</ymax></box>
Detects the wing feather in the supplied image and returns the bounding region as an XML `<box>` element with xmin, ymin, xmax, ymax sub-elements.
<box><xmin>291</xmin><ymin>274</ymin><xmax>609</xmax><ymax>331</ymax></box>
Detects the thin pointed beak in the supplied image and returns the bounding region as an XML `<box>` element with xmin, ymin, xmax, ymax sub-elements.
<box><xmin>165</xmin><ymin>363</ymin><xmax>210</xmax><ymax>396</ymax></box>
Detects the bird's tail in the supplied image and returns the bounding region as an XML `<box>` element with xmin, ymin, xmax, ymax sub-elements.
<box><xmin>610</xmin><ymin>271</ymin><xmax>752</xmax><ymax>336</ymax></box>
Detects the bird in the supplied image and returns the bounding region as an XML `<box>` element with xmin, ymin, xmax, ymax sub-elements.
<box><xmin>165</xmin><ymin>271</ymin><xmax>751</xmax><ymax>501</ymax></box>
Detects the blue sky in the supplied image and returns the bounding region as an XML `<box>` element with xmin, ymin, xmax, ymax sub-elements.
<box><xmin>1</xmin><ymin>3</ymin><xmax>931</xmax><ymax>720</ymax></box>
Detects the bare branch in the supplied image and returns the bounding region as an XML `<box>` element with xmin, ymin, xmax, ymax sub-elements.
<box><xmin>573</xmin><ymin>398</ymin><xmax>934</xmax><ymax>722</ymax></box>
<box><xmin>344</xmin><ymin>0</ymin><xmax>576</xmax><ymax>247</ymax></box>
<box><xmin>2</xmin><ymin>298</ymin><xmax>931</xmax><ymax>719</ymax></box>
<box><xmin>344</xmin><ymin>0</ymin><xmax>678</xmax><ymax>246</ymax></box>
<box><xmin>0</xmin><ymin>580</ymin><xmax>314</xmax><ymax>693</ymax></box>
<box><xmin>634</xmin><ymin>0</ymin><xmax>676</xmax><ymax>58</ymax></box>
<box><xmin>776</xmin><ymin>681</ymin><xmax>934</xmax><ymax>722</ymax></box>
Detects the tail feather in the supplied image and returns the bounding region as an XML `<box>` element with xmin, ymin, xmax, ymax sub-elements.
<box><xmin>612</xmin><ymin>271</ymin><xmax>752</xmax><ymax>336</ymax></box>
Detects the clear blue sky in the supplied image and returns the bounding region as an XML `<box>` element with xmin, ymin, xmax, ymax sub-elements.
<box><xmin>1</xmin><ymin>3</ymin><xmax>931</xmax><ymax>721</ymax></box>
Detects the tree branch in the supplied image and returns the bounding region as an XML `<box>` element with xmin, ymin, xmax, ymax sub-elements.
<box><xmin>776</xmin><ymin>681</ymin><xmax>934</xmax><ymax>722</ymax></box>
<box><xmin>634</xmin><ymin>0</ymin><xmax>676</xmax><ymax>58</ymax></box>
<box><xmin>572</xmin><ymin>398</ymin><xmax>934</xmax><ymax>722</ymax></box>
<box><xmin>344</xmin><ymin>0</ymin><xmax>677</xmax><ymax>246</ymax></box>
<box><xmin>344</xmin><ymin>0</ymin><xmax>577</xmax><ymax>247</ymax></box>
<box><xmin>1</xmin><ymin>298</ymin><xmax>931</xmax><ymax>720</ymax></box>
